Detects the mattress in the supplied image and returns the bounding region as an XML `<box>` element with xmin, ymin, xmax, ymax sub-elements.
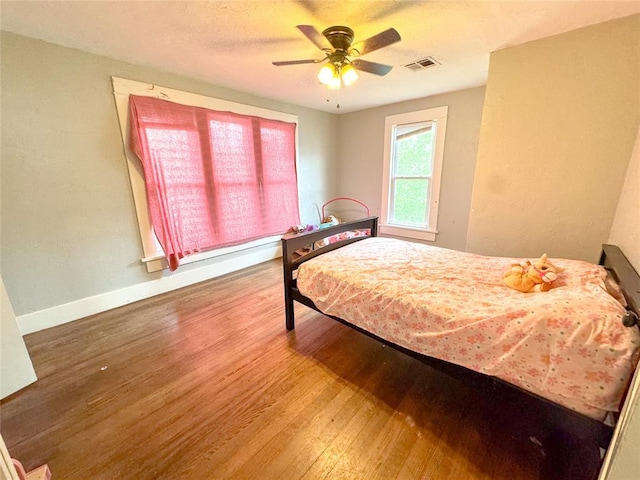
<box><xmin>296</xmin><ymin>237</ymin><xmax>640</xmax><ymax>419</ymax></box>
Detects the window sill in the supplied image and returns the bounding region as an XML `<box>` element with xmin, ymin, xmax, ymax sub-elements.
<box><xmin>379</xmin><ymin>224</ymin><xmax>437</xmax><ymax>242</ymax></box>
<box><xmin>142</xmin><ymin>235</ymin><xmax>282</xmax><ymax>272</ymax></box>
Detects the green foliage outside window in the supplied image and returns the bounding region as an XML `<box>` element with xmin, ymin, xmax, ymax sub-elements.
<box><xmin>391</xmin><ymin>127</ymin><xmax>433</xmax><ymax>226</ymax></box>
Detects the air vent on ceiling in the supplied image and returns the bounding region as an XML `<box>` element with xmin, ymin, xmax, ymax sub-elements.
<box><xmin>404</xmin><ymin>56</ymin><xmax>440</xmax><ymax>71</ymax></box>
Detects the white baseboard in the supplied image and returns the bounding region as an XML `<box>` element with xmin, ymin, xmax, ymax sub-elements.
<box><xmin>17</xmin><ymin>245</ymin><xmax>281</xmax><ymax>336</ymax></box>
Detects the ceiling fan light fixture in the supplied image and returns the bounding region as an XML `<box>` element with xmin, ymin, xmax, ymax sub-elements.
<box><xmin>341</xmin><ymin>64</ymin><xmax>358</xmax><ymax>86</ymax></box>
<box><xmin>276</xmin><ymin>24</ymin><xmax>400</xmax><ymax>95</ymax></box>
<box><xmin>317</xmin><ymin>63</ymin><xmax>336</xmax><ymax>85</ymax></box>
<box><xmin>327</xmin><ymin>73</ymin><xmax>342</xmax><ymax>90</ymax></box>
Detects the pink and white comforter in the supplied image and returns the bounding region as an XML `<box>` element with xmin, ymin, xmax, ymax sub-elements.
<box><xmin>297</xmin><ymin>237</ymin><xmax>640</xmax><ymax>420</ymax></box>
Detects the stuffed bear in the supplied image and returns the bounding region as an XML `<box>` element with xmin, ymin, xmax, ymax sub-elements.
<box><xmin>322</xmin><ymin>215</ymin><xmax>340</xmax><ymax>226</ymax></box>
<box><xmin>503</xmin><ymin>254</ymin><xmax>561</xmax><ymax>293</ymax></box>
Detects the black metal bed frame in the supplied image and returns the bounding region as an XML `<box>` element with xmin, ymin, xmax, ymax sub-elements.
<box><xmin>281</xmin><ymin>216</ymin><xmax>640</xmax><ymax>478</ymax></box>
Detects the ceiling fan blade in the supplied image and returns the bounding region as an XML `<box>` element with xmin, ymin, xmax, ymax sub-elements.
<box><xmin>351</xmin><ymin>59</ymin><xmax>393</xmax><ymax>76</ymax></box>
<box><xmin>297</xmin><ymin>25</ymin><xmax>333</xmax><ymax>51</ymax></box>
<box><xmin>272</xmin><ymin>59</ymin><xmax>322</xmax><ymax>66</ymax></box>
<box><xmin>350</xmin><ymin>28</ymin><xmax>401</xmax><ymax>56</ymax></box>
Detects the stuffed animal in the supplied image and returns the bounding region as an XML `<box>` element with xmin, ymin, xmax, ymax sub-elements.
<box><xmin>503</xmin><ymin>254</ymin><xmax>562</xmax><ymax>293</ymax></box>
<box><xmin>321</xmin><ymin>215</ymin><xmax>340</xmax><ymax>226</ymax></box>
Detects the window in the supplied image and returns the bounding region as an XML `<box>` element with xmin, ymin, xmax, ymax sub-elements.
<box><xmin>380</xmin><ymin>106</ymin><xmax>448</xmax><ymax>241</ymax></box>
<box><xmin>129</xmin><ymin>95</ymin><xmax>299</xmax><ymax>271</ymax></box>
<box><xmin>112</xmin><ymin>77</ymin><xmax>299</xmax><ymax>272</ymax></box>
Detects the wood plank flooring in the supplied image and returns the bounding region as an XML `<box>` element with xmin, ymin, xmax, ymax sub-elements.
<box><xmin>1</xmin><ymin>259</ymin><xmax>580</xmax><ymax>479</ymax></box>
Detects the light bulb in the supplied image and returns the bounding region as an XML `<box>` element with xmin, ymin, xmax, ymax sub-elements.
<box><xmin>327</xmin><ymin>73</ymin><xmax>341</xmax><ymax>90</ymax></box>
<box><xmin>341</xmin><ymin>64</ymin><xmax>358</xmax><ymax>86</ymax></box>
<box><xmin>317</xmin><ymin>64</ymin><xmax>336</xmax><ymax>85</ymax></box>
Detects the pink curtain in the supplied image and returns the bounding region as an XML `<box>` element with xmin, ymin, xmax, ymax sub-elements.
<box><xmin>129</xmin><ymin>95</ymin><xmax>299</xmax><ymax>270</ymax></box>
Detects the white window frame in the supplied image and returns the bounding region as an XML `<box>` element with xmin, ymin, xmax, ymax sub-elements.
<box><xmin>112</xmin><ymin>77</ymin><xmax>299</xmax><ymax>272</ymax></box>
<box><xmin>380</xmin><ymin>106</ymin><xmax>448</xmax><ymax>242</ymax></box>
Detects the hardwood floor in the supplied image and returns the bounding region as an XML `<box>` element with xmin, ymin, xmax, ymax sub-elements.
<box><xmin>1</xmin><ymin>259</ymin><xmax>579</xmax><ymax>479</ymax></box>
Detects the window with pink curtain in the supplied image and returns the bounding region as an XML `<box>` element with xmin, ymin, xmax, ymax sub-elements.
<box><xmin>128</xmin><ymin>95</ymin><xmax>299</xmax><ymax>270</ymax></box>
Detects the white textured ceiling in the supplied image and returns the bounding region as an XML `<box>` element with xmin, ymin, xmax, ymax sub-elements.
<box><xmin>1</xmin><ymin>0</ymin><xmax>639</xmax><ymax>114</ymax></box>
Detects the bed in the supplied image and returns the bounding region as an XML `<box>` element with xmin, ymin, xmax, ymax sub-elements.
<box><xmin>281</xmin><ymin>216</ymin><xmax>640</xmax><ymax>473</ymax></box>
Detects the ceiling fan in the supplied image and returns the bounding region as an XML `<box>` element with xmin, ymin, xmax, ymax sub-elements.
<box><xmin>272</xmin><ymin>25</ymin><xmax>401</xmax><ymax>89</ymax></box>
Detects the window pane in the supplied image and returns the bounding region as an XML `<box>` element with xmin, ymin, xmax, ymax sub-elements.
<box><xmin>261</xmin><ymin>123</ymin><xmax>296</xmax><ymax>182</ymax></box>
<box><xmin>209</xmin><ymin>119</ymin><xmax>257</xmax><ymax>183</ymax></box>
<box><xmin>215</xmin><ymin>185</ymin><xmax>261</xmax><ymax>242</ymax></box>
<box><xmin>394</xmin><ymin>124</ymin><xmax>433</xmax><ymax>177</ymax></box>
<box><xmin>391</xmin><ymin>178</ymin><xmax>429</xmax><ymax>226</ymax></box>
<box><xmin>145</xmin><ymin>128</ymin><xmax>203</xmax><ymax>183</ymax></box>
<box><xmin>145</xmin><ymin>127</ymin><xmax>216</xmax><ymax>247</ymax></box>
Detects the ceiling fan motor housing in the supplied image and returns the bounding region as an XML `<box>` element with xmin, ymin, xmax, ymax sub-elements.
<box><xmin>322</xmin><ymin>26</ymin><xmax>355</xmax><ymax>53</ymax></box>
<box><xmin>273</xmin><ymin>24</ymin><xmax>399</xmax><ymax>78</ymax></box>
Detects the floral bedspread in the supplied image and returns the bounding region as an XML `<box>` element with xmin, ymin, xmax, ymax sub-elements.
<box><xmin>296</xmin><ymin>237</ymin><xmax>640</xmax><ymax>420</ymax></box>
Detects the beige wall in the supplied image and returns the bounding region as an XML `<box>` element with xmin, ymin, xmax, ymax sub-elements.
<box><xmin>467</xmin><ymin>14</ymin><xmax>640</xmax><ymax>262</ymax></box>
<box><xmin>337</xmin><ymin>87</ymin><xmax>485</xmax><ymax>252</ymax></box>
<box><xmin>0</xmin><ymin>32</ymin><xmax>339</xmax><ymax>316</ymax></box>
<box><xmin>600</xmin><ymin>127</ymin><xmax>640</xmax><ymax>480</ymax></box>
<box><xmin>608</xmin><ymin>127</ymin><xmax>640</xmax><ymax>271</ymax></box>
